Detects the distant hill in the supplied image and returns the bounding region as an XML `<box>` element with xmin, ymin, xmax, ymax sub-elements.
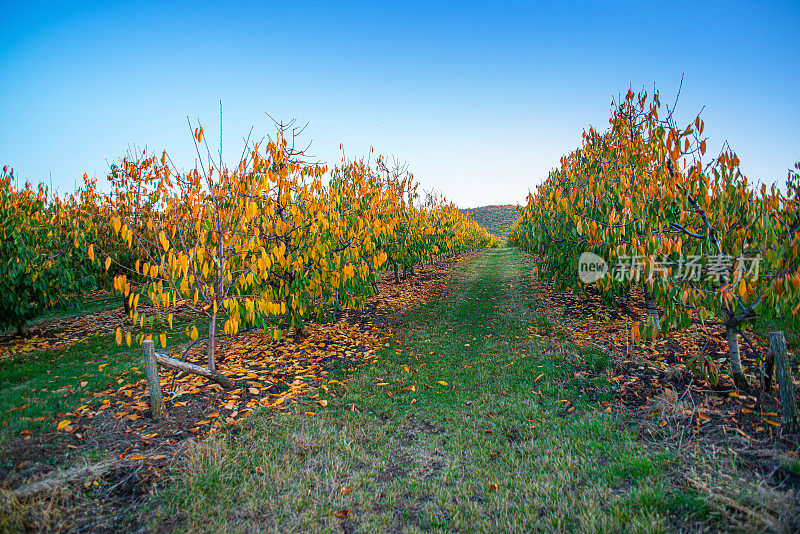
<box><xmin>462</xmin><ymin>204</ymin><xmax>519</xmax><ymax>240</ymax></box>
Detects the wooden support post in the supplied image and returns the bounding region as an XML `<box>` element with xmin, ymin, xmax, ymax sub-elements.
<box><xmin>143</xmin><ymin>340</ymin><xmax>165</xmax><ymax>418</ymax></box>
<box><xmin>770</xmin><ymin>331</ymin><xmax>799</xmax><ymax>433</ymax></box>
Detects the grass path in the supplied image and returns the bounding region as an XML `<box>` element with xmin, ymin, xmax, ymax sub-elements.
<box><xmin>163</xmin><ymin>249</ymin><xmax>698</xmax><ymax>532</ymax></box>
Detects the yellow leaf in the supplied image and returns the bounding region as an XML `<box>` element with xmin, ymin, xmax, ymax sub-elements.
<box><xmin>438</xmin><ymin>381</ymin><xmax>448</xmax><ymax>386</ymax></box>
<box><xmin>57</xmin><ymin>420</ymin><xmax>71</xmax><ymax>430</ymax></box>
<box><xmin>159</xmin><ymin>230</ymin><xmax>169</xmax><ymax>251</ymax></box>
<box><xmin>160</xmin><ymin>333</ymin><xmax>167</xmax><ymax>348</ymax></box>
<box><xmin>87</xmin><ymin>244</ymin><xmax>95</xmax><ymax>261</ymax></box>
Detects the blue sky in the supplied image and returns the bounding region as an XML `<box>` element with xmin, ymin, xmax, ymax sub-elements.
<box><xmin>1</xmin><ymin>1</ymin><xmax>797</xmax><ymax>207</ymax></box>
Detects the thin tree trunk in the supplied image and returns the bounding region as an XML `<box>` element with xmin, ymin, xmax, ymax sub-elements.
<box><xmin>394</xmin><ymin>263</ymin><xmax>400</xmax><ymax>284</ymax></box>
<box><xmin>644</xmin><ymin>287</ymin><xmax>661</xmax><ymax>336</ymax></box>
<box><xmin>726</xmin><ymin>325</ymin><xmax>747</xmax><ymax>389</ymax></box>
<box><xmin>208</xmin><ymin>309</ymin><xmax>217</xmax><ymax>371</ymax></box>
<box><xmin>770</xmin><ymin>331</ymin><xmax>799</xmax><ymax>433</ymax></box>
<box><xmin>294</xmin><ymin>319</ymin><xmax>309</xmax><ymax>338</ymax></box>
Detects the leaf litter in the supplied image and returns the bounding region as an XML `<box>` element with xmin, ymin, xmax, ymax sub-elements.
<box><xmin>520</xmin><ymin>256</ymin><xmax>800</xmax><ymax>478</ymax></box>
<box><xmin>1</xmin><ymin>255</ymin><xmax>474</xmax><ymax>490</ymax></box>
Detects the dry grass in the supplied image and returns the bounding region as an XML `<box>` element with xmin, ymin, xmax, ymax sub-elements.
<box><xmin>648</xmin><ymin>388</ymin><xmax>689</xmax><ymax>421</ymax></box>
<box><xmin>687</xmin><ymin>463</ymin><xmax>800</xmax><ymax>533</ymax></box>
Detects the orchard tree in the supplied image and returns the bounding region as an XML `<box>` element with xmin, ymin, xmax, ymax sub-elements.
<box><xmin>511</xmin><ymin>87</ymin><xmax>799</xmax><ymax>389</ymax></box>
<box><xmin>0</xmin><ymin>167</ymin><xmax>96</xmax><ymax>335</ymax></box>
<box><xmin>97</xmin><ymin>119</ymin><xmax>392</xmax><ymax>370</ymax></box>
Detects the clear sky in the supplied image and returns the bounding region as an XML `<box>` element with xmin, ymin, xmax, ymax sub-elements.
<box><xmin>1</xmin><ymin>1</ymin><xmax>797</xmax><ymax>208</ymax></box>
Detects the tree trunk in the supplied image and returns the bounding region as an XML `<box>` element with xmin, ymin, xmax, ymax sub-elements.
<box><xmin>726</xmin><ymin>325</ymin><xmax>747</xmax><ymax>389</ymax></box>
<box><xmin>769</xmin><ymin>331</ymin><xmax>799</xmax><ymax>433</ymax></box>
<box><xmin>123</xmin><ymin>291</ymin><xmax>131</xmax><ymax>315</ymax></box>
<box><xmin>644</xmin><ymin>287</ymin><xmax>661</xmax><ymax>336</ymax></box>
<box><xmin>208</xmin><ymin>309</ymin><xmax>217</xmax><ymax>371</ymax></box>
<box><xmin>16</xmin><ymin>323</ymin><xmax>29</xmax><ymax>337</ymax></box>
<box><xmin>293</xmin><ymin>320</ymin><xmax>309</xmax><ymax>338</ymax></box>
<box><xmin>155</xmin><ymin>352</ymin><xmax>235</xmax><ymax>390</ymax></box>
<box><xmin>394</xmin><ymin>263</ymin><xmax>400</xmax><ymax>284</ymax></box>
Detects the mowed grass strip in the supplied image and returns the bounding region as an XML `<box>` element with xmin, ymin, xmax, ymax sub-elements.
<box><xmin>160</xmin><ymin>249</ymin><xmax>700</xmax><ymax>532</ymax></box>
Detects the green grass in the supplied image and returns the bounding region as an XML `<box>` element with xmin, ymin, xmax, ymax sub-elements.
<box><xmin>160</xmin><ymin>248</ymin><xmax>697</xmax><ymax>532</ymax></box>
<box><xmin>0</xmin><ymin>334</ymin><xmax>144</xmax><ymax>445</ymax></box>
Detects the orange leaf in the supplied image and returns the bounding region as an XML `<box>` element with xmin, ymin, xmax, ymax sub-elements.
<box><xmin>334</xmin><ymin>509</ymin><xmax>352</xmax><ymax>518</ymax></box>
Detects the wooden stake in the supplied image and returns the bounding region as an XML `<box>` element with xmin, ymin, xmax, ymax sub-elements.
<box><xmin>770</xmin><ymin>331</ymin><xmax>799</xmax><ymax>433</ymax></box>
<box><xmin>143</xmin><ymin>340</ymin><xmax>165</xmax><ymax>418</ymax></box>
